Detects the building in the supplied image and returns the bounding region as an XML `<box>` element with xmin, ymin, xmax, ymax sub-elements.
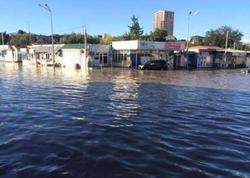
<box><xmin>188</xmin><ymin>46</ymin><xmax>223</xmax><ymax>69</ymax></box>
<box><xmin>153</xmin><ymin>10</ymin><xmax>174</xmax><ymax>36</ymax></box>
<box><xmin>190</xmin><ymin>36</ymin><xmax>204</xmax><ymax>45</ymax></box>
<box><xmin>0</xmin><ymin>45</ymin><xmax>20</xmax><ymax>62</ymax></box>
<box><xmin>18</xmin><ymin>46</ymin><xmax>35</xmax><ymax>65</ymax></box>
<box><xmin>32</xmin><ymin>44</ymin><xmax>64</xmax><ymax>66</ymax></box>
<box><xmin>216</xmin><ymin>49</ymin><xmax>248</xmax><ymax>69</ymax></box>
<box><xmin>112</xmin><ymin>40</ymin><xmax>185</xmax><ymax>69</ymax></box>
<box><xmin>187</xmin><ymin>46</ymin><xmax>248</xmax><ymax>69</ymax></box>
<box><xmin>88</xmin><ymin>44</ymin><xmax>112</xmax><ymax>67</ymax></box>
<box><xmin>60</xmin><ymin>44</ymin><xmax>111</xmax><ymax>69</ymax></box>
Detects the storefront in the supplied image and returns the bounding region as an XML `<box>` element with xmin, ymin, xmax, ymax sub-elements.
<box><xmin>112</xmin><ymin>40</ymin><xmax>185</xmax><ymax>69</ymax></box>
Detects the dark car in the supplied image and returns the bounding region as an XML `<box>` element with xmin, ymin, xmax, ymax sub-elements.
<box><xmin>139</xmin><ymin>60</ymin><xmax>168</xmax><ymax>70</ymax></box>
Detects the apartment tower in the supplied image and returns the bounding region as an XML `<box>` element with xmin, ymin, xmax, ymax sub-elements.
<box><xmin>153</xmin><ymin>10</ymin><xmax>174</xmax><ymax>36</ymax></box>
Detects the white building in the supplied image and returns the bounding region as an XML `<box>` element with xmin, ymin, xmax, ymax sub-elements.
<box><xmin>188</xmin><ymin>46</ymin><xmax>222</xmax><ymax>68</ymax></box>
<box><xmin>0</xmin><ymin>45</ymin><xmax>20</xmax><ymax>62</ymax></box>
<box><xmin>32</xmin><ymin>44</ymin><xmax>64</xmax><ymax>66</ymax></box>
<box><xmin>18</xmin><ymin>47</ymin><xmax>35</xmax><ymax>65</ymax></box>
<box><xmin>188</xmin><ymin>46</ymin><xmax>248</xmax><ymax>69</ymax></box>
<box><xmin>112</xmin><ymin>40</ymin><xmax>185</xmax><ymax>69</ymax></box>
<box><xmin>60</xmin><ymin>44</ymin><xmax>111</xmax><ymax>69</ymax></box>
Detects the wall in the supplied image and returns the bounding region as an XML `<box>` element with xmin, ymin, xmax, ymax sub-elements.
<box><xmin>61</xmin><ymin>49</ymin><xmax>87</xmax><ymax>69</ymax></box>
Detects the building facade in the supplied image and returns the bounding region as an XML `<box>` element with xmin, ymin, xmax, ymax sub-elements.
<box><xmin>32</xmin><ymin>44</ymin><xmax>64</xmax><ymax>66</ymax></box>
<box><xmin>60</xmin><ymin>44</ymin><xmax>111</xmax><ymax>69</ymax></box>
<box><xmin>190</xmin><ymin>36</ymin><xmax>205</xmax><ymax>45</ymax></box>
<box><xmin>0</xmin><ymin>45</ymin><xmax>20</xmax><ymax>62</ymax></box>
<box><xmin>112</xmin><ymin>40</ymin><xmax>185</xmax><ymax>69</ymax></box>
<box><xmin>187</xmin><ymin>46</ymin><xmax>249</xmax><ymax>69</ymax></box>
<box><xmin>153</xmin><ymin>10</ymin><xmax>174</xmax><ymax>36</ymax></box>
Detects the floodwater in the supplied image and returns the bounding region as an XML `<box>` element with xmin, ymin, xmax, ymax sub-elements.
<box><xmin>0</xmin><ymin>63</ymin><xmax>250</xmax><ymax>178</ymax></box>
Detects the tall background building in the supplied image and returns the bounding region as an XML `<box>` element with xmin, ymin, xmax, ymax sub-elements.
<box><xmin>153</xmin><ymin>10</ymin><xmax>175</xmax><ymax>36</ymax></box>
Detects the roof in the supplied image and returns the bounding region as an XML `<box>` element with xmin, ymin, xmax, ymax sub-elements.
<box><xmin>88</xmin><ymin>44</ymin><xmax>110</xmax><ymax>53</ymax></box>
<box><xmin>191</xmin><ymin>36</ymin><xmax>204</xmax><ymax>39</ymax></box>
<box><xmin>63</xmin><ymin>44</ymin><xmax>110</xmax><ymax>53</ymax></box>
<box><xmin>63</xmin><ymin>44</ymin><xmax>85</xmax><ymax>49</ymax></box>
<box><xmin>189</xmin><ymin>46</ymin><xmax>223</xmax><ymax>50</ymax></box>
<box><xmin>0</xmin><ymin>45</ymin><xmax>17</xmax><ymax>51</ymax></box>
<box><xmin>32</xmin><ymin>44</ymin><xmax>64</xmax><ymax>53</ymax></box>
<box><xmin>217</xmin><ymin>49</ymin><xmax>247</xmax><ymax>53</ymax></box>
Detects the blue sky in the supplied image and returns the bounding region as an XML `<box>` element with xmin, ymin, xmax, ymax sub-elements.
<box><xmin>1</xmin><ymin>0</ymin><xmax>250</xmax><ymax>41</ymax></box>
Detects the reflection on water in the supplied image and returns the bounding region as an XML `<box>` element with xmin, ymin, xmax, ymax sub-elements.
<box><xmin>108</xmin><ymin>72</ymin><xmax>140</xmax><ymax>120</ymax></box>
<box><xmin>1</xmin><ymin>63</ymin><xmax>249</xmax><ymax>92</ymax></box>
<box><xmin>0</xmin><ymin>63</ymin><xmax>250</xmax><ymax>178</ymax></box>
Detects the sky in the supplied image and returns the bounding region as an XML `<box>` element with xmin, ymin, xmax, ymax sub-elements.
<box><xmin>1</xmin><ymin>0</ymin><xmax>250</xmax><ymax>41</ymax></box>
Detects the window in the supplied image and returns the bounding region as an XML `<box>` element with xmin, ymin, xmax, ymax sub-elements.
<box><xmin>99</xmin><ymin>54</ymin><xmax>103</xmax><ymax>64</ymax></box>
<box><xmin>103</xmin><ymin>54</ymin><xmax>108</xmax><ymax>64</ymax></box>
<box><xmin>95</xmin><ymin>53</ymin><xmax>99</xmax><ymax>60</ymax></box>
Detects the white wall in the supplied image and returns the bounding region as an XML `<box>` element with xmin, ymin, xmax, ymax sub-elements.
<box><xmin>112</xmin><ymin>41</ymin><xmax>139</xmax><ymax>50</ymax></box>
<box><xmin>0</xmin><ymin>45</ymin><xmax>19</xmax><ymax>62</ymax></box>
<box><xmin>61</xmin><ymin>49</ymin><xmax>87</xmax><ymax>69</ymax></box>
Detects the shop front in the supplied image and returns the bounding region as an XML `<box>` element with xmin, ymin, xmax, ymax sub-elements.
<box><xmin>112</xmin><ymin>40</ymin><xmax>185</xmax><ymax>69</ymax></box>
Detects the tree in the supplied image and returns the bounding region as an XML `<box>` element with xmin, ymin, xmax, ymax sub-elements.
<box><xmin>127</xmin><ymin>16</ymin><xmax>144</xmax><ymax>40</ymax></box>
<box><xmin>150</xmin><ymin>29</ymin><xmax>168</xmax><ymax>41</ymax></box>
<box><xmin>9</xmin><ymin>33</ymin><xmax>30</xmax><ymax>48</ymax></box>
<box><xmin>0</xmin><ymin>32</ymin><xmax>10</xmax><ymax>45</ymax></box>
<box><xmin>59</xmin><ymin>33</ymin><xmax>83</xmax><ymax>44</ymax></box>
<box><xmin>101</xmin><ymin>34</ymin><xmax>113</xmax><ymax>45</ymax></box>
<box><xmin>204</xmin><ymin>26</ymin><xmax>243</xmax><ymax>48</ymax></box>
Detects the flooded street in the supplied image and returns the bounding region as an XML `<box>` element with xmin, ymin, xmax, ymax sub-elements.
<box><xmin>0</xmin><ymin>63</ymin><xmax>250</xmax><ymax>178</ymax></box>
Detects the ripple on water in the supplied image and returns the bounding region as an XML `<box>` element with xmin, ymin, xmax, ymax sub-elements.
<box><xmin>1</xmin><ymin>66</ymin><xmax>250</xmax><ymax>177</ymax></box>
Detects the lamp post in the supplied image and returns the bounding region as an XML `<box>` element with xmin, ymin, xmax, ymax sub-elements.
<box><xmin>82</xmin><ymin>25</ymin><xmax>87</xmax><ymax>70</ymax></box>
<box><xmin>224</xmin><ymin>31</ymin><xmax>229</xmax><ymax>67</ymax></box>
<box><xmin>1</xmin><ymin>32</ymin><xmax>4</xmax><ymax>46</ymax></box>
<box><xmin>186</xmin><ymin>11</ymin><xmax>199</xmax><ymax>52</ymax></box>
<box><xmin>38</xmin><ymin>3</ymin><xmax>55</xmax><ymax>68</ymax></box>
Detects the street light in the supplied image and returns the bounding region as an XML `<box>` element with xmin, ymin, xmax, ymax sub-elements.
<box><xmin>187</xmin><ymin>11</ymin><xmax>199</xmax><ymax>51</ymax></box>
<box><xmin>82</xmin><ymin>25</ymin><xmax>88</xmax><ymax>70</ymax></box>
<box><xmin>38</xmin><ymin>3</ymin><xmax>55</xmax><ymax>68</ymax></box>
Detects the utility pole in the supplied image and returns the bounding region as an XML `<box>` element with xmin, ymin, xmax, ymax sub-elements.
<box><xmin>1</xmin><ymin>32</ymin><xmax>4</xmax><ymax>46</ymax></box>
<box><xmin>186</xmin><ymin>11</ymin><xmax>199</xmax><ymax>52</ymax></box>
<box><xmin>28</xmin><ymin>23</ymin><xmax>32</xmax><ymax>45</ymax></box>
<box><xmin>39</xmin><ymin>3</ymin><xmax>55</xmax><ymax>68</ymax></box>
<box><xmin>186</xmin><ymin>12</ymin><xmax>191</xmax><ymax>52</ymax></box>
<box><xmin>224</xmin><ymin>31</ymin><xmax>229</xmax><ymax>67</ymax></box>
<box><xmin>82</xmin><ymin>25</ymin><xmax>87</xmax><ymax>70</ymax></box>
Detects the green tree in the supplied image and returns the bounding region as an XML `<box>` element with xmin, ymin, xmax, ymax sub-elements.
<box><xmin>0</xmin><ymin>32</ymin><xmax>10</xmax><ymax>45</ymax></box>
<box><xmin>9</xmin><ymin>33</ymin><xmax>30</xmax><ymax>48</ymax></box>
<box><xmin>59</xmin><ymin>33</ymin><xmax>83</xmax><ymax>44</ymax></box>
<box><xmin>204</xmin><ymin>26</ymin><xmax>243</xmax><ymax>48</ymax></box>
<box><xmin>127</xmin><ymin>16</ymin><xmax>144</xmax><ymax>40</ymax></box>
<box><xmin>101</xmin><ymin>34</ymin><xmax>113</xmax><ymax>45</ymax></box>
<box><xmin>150</xmin><ymin>29</ymin><xmax>168</xmax><ymax>41</ymax></box>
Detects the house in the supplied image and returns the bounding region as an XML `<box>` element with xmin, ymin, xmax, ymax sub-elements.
<box><xmin>60</xmin><ymin>44</ymin><xmax>86</xmax><ymax>69</ymax></box>
<box><xmin>60</xmin><ymin>44</ymin><xmax>111</xmax><ymax>69</ymax></box>
<box><xmin>246</xmin><ymin>52</ymin><xmax>250</xmax><ymax>68</ymax></box>
<box><xmin>190</xmin><ymin>36</ymin><xmax>204</xmax><ymax>45</ymax></box>
<box><xmin>187</xmin><ymin>46</ymin><xmax>248</xmax><ymax>69</ymax></box>
<box><xmin>216</xmin><ymin>49</ymin><xmax>247</xmax><ymax>69</ymax></box>
<box><xmin>0</xmin><ymin>45</ymin><xmax>20</xmax><ymax>62</ymax></box>
<box><xmin>112</xmin><ymin>40</ymin><xmax>185</xmax><ymax>69</ymax></box>
<box><xmin>18</xmin><ymin>46</ymin><xmax>35</xmax><ymax>64</ymax></box>
<box><xmin>188</xmin><ymin>46</ymin><xmax>223</xmax><ymax>69</ymax></box>
<box><xmin>88</xmin><ymin>44</ymin><xmax>112</xmax><ymax>67</ymax></box>
<box><xmin>32</xmin><ymin>44</ymin><xmax>64</xmax><ymax>66</ymax></box>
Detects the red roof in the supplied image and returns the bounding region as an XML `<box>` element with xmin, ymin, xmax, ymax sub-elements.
<box><xmin>189</xmin><ymin>46</ymin><xmax>223</xmax><ymax>50</ymax></box>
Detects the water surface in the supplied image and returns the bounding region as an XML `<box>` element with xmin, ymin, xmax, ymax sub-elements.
<box><xmin>0</xmin><ymin>63</ymin><xmax>250</xmax><ymax>178</ymax></box>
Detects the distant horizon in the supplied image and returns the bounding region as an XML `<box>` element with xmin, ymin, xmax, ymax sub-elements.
<box><xmin>1</xmin><ymin>0</ymin><xmax>250</xmax><ymax>42</ymax></box>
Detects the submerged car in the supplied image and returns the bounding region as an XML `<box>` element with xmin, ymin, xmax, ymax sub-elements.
<box><xmin>139</xmin><ymin>60</ymin><xmax>168</xmax><ymax>70</ymax></box>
